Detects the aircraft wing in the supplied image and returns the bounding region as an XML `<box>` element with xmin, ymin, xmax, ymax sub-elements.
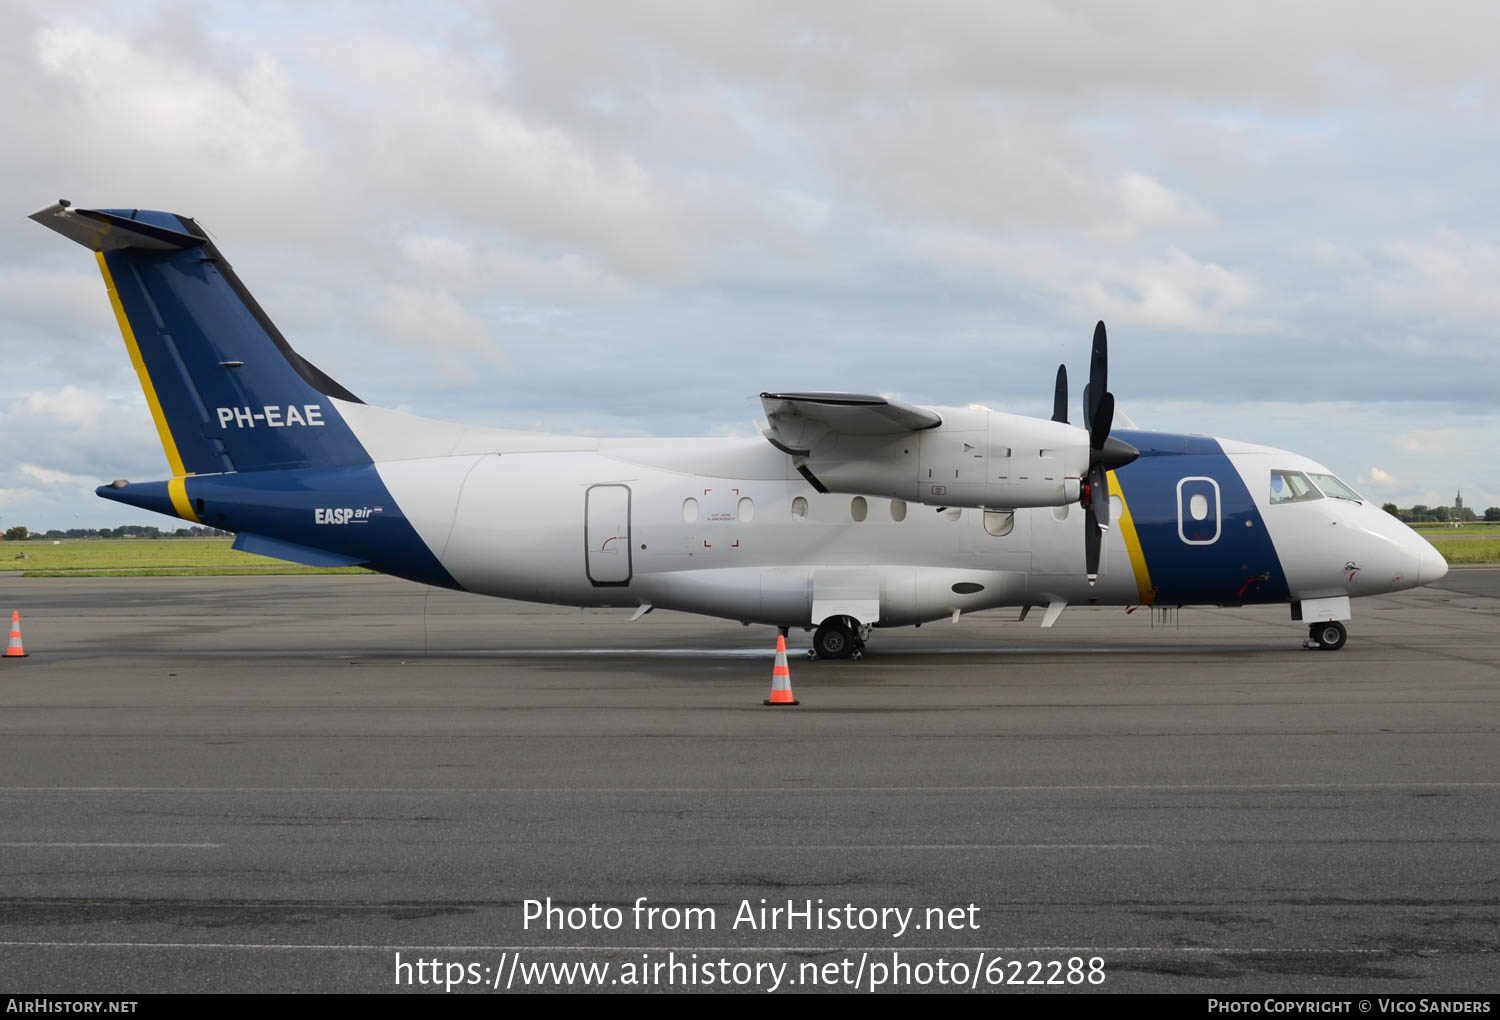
<box><xmin>759</xmin><ymin>392</ymin><xmax>941</xmax><ymax>455</ymax></box>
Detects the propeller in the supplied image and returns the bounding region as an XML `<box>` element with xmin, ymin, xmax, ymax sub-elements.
<box><xmin>1052</xmin><ymin>321</ymin><xmax>1139</xmax><ymax>584</ymax></box>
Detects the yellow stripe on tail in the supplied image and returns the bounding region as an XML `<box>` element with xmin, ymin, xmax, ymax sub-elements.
<box><xmin>95</xmin><ymin>251</ymin><xmax>188</xmax><ymax>478</ymax></box>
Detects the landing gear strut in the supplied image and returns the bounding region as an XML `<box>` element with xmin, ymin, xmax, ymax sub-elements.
<box><xmin>1306</xmin><ymin>620</ymin><xmax>1347</xmax><ymax>651</ymax></box>
<box><xmin>812</xmin><ymin>617</ymin><xmax>864</xmax><ymax>660</ymax></box>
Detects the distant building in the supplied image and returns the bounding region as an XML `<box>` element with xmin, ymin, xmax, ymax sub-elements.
<box><xmin>1455</xmin><ymin>490</ymin><xmax>1465</xmax><ymax>511</ymax></box>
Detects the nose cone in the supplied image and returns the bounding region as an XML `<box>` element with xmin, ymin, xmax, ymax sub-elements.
<box><xmin>1417</xmin><ymin>537</ymin><xmax>1448</xmax><ymax>586</ymax></box>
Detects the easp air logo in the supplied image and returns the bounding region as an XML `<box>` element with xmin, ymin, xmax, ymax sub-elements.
<box><xmin>315</xmin><ymin>506</ymin><xmax>382</xmax><ymax>525</ymax></box>
<box><xmin>216</xmin><ymin>404</ymin><xmax>326</xmax><ymax>429</ymax></box>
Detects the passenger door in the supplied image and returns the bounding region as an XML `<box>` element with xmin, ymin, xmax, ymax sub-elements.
<box><xmin>585</xmin><ymin>484</ymin><xmax>632</xmax><ymax>586</ymax></box>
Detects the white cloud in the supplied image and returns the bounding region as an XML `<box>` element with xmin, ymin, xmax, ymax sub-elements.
<box><xmin>1374</xmin><ymin>235</ymin><xmax>1500</xmax><ymax>325</ymax></box>
<box><xmin>1078</xmin><ymin>248</ymin><xmax>1266</xmax><ymax>333</ymax></box>
<box><xmin>366</xmin><ymin>283</ymin><xmax>507</xmax><ymax>378</ymax></box>
<box><xmin>20</xmin><ymin>463</ymin><xmax>97</xmax><ymax>487</ymax></box>
<box><xmin>397</xmin><ymin>234</ymin><xmax>632</xmax><ymax>304</ymax></box>
<box><xmin>4</xmin><ymin>2</ymin><xmax>1500</xmax><ymax>527</ymax></box>
<box><xmin>1115</xmin><ymin>173</ymin><xmax>1217</xmax><ymax>237</ymax></box>
<box><xmin>0</xmin><ymin>385</ymin><xmax>160</xmax><ymax>477</ymax></box>
<box><xmin>1358</xmin><ymin>466</ymin><xmax>1398</xmax><ymax>490</ymax></box>
<box><xmin>31</xmin><ymin>23</ymin><xmax>319</xmax><ymax>222</ymax></box>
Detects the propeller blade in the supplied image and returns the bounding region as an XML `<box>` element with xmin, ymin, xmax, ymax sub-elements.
<box><xmin>1085</xmin><ymin>511</ymin><xmax>1101</xmax><ymax>583</ymax></box>
<box><xmin>1052</xmin><ymin>364</ymin><xmax>1068</xmax><ymax>424</ymax></box>
<box><xmin>1086</xmin><ymin>321</ymin><xmax>1107</xmax><ymax>425</ymax></box>
<box><xmin>1090</xmin><ymin>391</ymin><xmax>1115</xmax><ymax>451</ymax></box>
<box><xmin>1091</xmin><ymin>463</ymin><xmax>1110</xmax><ymax>530</ymax></box>
<box><xmin>1076</xmin><ymin>320</ymin><xmax>1117</xmax><ymax>586</ymax></box>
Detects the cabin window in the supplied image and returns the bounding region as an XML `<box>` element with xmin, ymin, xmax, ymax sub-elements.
<box><xmin>682</xmin><ymin>497</ymin><xmax>699</xmax><ymax>523</ymax></box>
<box><xmin>944</xmin><ymin>506</ymin><xmax>963</xmax><ymax>522</ymax></box>
<box><xmin>738</xmin><ymin>496</ymin><xmax>754</xmax><ymax>522</ymax></box>
<box><xmin>1189</xmin><ymin>493</ymin><xmax>1208</xmax><ymax>521</ymax></box>
<box><xmin>889</xmin><ymin>498</ymin><xmax>907</xmax><ymax>522</ymax></box>
<box><xmin>983</xmin><ymin>509</ymin><xmax>1014</xmax><ymax>536</ymax></box>
<box><xmin>1308</xmin><ymin>473</ymin><xmax>1363</xmax><ymax>503</ymax></box>
<box><xmin>1269</xmin><ymin>469</ymin><xmax>1321</xmax><ymax>505</ymax></box>
<box><xmin>1110</xmin><ymin>495</ymin><xmax>1124</xmax><ymax>522</ymax></box>
<box><xmin>1052</xmin><ymin>502</ymin><xmax>1069</xmax><ymax>522</ymax></box>
<box><xmin>850</xmin><ymin>496</ymin><xmax>868</xmax><ymax>522</ymax></box>
<box><xmin>791</xmin><ymin>496</ymin><xmax>808</xmax><ymax>520</ymax></box>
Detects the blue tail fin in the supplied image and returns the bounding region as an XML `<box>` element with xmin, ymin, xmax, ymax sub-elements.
<box><xmin>30</xmin><ymin>202</ymin><xmax>369</xmax><ymax>475</ymax></box>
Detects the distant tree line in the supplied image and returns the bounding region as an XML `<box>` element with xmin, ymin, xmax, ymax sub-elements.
<box><xmin>1</xmin><ymin>525</ymin><xmax>231</xmax><ymax>541</ymax></box>
<box><xmin>1382</xmin><ymin>503</ymin><xmax>1500</xmax><ymax>523</ymax></box>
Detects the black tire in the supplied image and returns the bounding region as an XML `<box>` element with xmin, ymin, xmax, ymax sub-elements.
<box><xmin>813</xmin><ymin>619</ymin><xmax>857</xmax><ymax>660</ymax></box>
<box><xmin>1310</xmin><ymin>621</ymin><xmax>1347</xmax><ymax>651</ymax></box>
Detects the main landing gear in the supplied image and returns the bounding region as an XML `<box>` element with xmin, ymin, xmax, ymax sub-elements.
<box><xmin>1305</xmin><ymin>620</ymin><xmax>1347</xmax><ymax>651</ymax></box>
<box><xmin>811</xmin><ymin>616</ymin><xmax>869</xmax><ymax>660</ymax></box>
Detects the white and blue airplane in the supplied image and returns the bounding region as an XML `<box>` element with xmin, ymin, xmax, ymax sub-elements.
<box><xmin>31</xmin><ymin>201</ymin><xmax>1448</xmax><ymax>657</ymax></box>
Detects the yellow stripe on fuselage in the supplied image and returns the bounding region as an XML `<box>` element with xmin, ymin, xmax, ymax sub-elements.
<box><xmin>96</xmin><ymin>251</ymin><xmax>187</xmax><ymax>478</ymax></box>
<box><xmin>1107</xmin><ymin>470</ymin><xmax>1155</xmax><ymax>605</ymax></box>
<box><xmin>168</xmin><ymin>476</ymin><xmax>201</xmax><ymax>524</ymax></box>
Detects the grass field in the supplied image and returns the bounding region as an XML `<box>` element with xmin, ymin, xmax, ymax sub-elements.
<box><xmin>2</xmin><ymin>522</ymin><xmax>1495</xmax><ymax>577</ymax></box>
<box><xmin>1410</xmin><ymin>522</ymin><xmax>1500</xmax><ymax>565</ymax></box>
<box><xmin>0</xmin><ymin>538</ymin><xmax>372</xmax><ymax>577</ymax></box>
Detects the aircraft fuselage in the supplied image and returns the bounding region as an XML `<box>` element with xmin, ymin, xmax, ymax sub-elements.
<box><xmin>110</xmin><ymin>402</ymin><xmax>1444</xmax><ymax>631</ymax></box>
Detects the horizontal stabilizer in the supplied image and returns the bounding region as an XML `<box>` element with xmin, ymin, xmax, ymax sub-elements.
<box><xmin>28</xmin><ymin>202</ymin><xmax>205</xmax><ymax>252</ymax></box>
<box><xmin>232</xmin><ymin>532</ymin><xmax>369</xmax><ymax>568</ymax></box>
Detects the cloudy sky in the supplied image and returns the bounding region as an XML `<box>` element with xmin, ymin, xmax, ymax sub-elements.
<box><xmin>2</xmin><ymin>0</ymin><xmax>1497</xmax><ymax>530</ymax></box>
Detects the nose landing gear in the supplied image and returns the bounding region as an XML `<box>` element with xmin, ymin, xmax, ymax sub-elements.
<box><xmin>1305</xmin><ymin>620</ymin><xmax>1347</xmax><ymax>651</ymax></box>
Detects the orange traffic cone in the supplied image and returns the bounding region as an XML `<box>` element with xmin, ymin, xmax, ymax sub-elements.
<box><xmin>763</xmin><ymin>633</ymin><xmax>798</xmax><ymax>706</ymax></box>
<box><xmin>5</xmin><ymin>611</ymin><xmax>27</xmax><ymax>658</ymax></box>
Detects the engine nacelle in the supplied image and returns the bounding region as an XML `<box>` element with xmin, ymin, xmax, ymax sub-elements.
<box><xmin>796</xmin><ymin>406</ymin><xmax>1088</xmax><ymax>510</ymax></box>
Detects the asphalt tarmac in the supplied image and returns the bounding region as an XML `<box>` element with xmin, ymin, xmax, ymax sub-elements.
<box><xmin>1</xmin><ymin>570</ymin><xmax>1497</xmax><ymax>994</ymax></box>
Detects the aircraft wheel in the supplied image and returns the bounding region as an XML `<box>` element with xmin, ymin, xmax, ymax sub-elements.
<box><xmin>813</xmin><ymin>619</ymin><xmax>857</xmax><ymax>660</ymax></box>
<box><xmin>1309</xmin><ymin>621</ymin><xmax>1347</xmax><ymax>651</ymax></box>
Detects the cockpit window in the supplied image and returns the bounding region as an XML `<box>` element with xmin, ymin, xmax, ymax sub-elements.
<box><xmin>1307</xmin><ymin>473</ymin><xmax>1362</xmax><ymax>503</ymax></box>
<box><xmin>1269</xmin><ymin>469</ymin><xmax>1322</xmax><ymax>504</ymax></box>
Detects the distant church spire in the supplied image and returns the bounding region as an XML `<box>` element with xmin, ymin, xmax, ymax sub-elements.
<box><xmin>1455</xmin><ymin>489</ymin><xmax>1465</xmax><ymax>510</ymax></box>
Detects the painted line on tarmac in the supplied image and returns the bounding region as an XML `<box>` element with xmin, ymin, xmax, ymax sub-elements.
<box><xmin>0</xmin><ymin>941</ymin><xmax>1394</xmax><ymax>955</ymax></box>
<box><xmin>769</xmin><ymin>844</ymin><xmax>1157</xmax><ymax>850</ymax></box>
<box><xmin>1</xmin><ymin>782</ymin><xmax>1496</xmax><ymax>794</ymax></box>
<box><xmin>0</xmin><ymin>842</ymin><xmax>221</xmax><ymax>849</ymax></box>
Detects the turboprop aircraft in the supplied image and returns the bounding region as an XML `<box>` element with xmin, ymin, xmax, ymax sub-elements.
<box><xmin>30</xmin><ymin>202</ymin><xmax>1449</xmax><ymax>658</ymax></box>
